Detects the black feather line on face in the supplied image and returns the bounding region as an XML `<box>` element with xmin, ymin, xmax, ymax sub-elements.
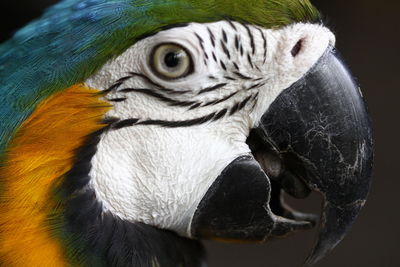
<box><xmin>128</xmin><ymin>72</ymin><xmax>190</xmax><ymax>94</ymax></box>
<box><xmin>202</xmin><ymin>90</ymin><xmax>239</xmax><ymax>107</ymax></box>
<box><xmin>189</xmin><ymin>102</ymin><xmax>202</xmax><ymax>110</ymax></box>
<box><xmin>141</xmin><ymin>112</ymin><xmax>216</xmax><ymax>127</ymax></box>
<box><xmin>207</xmin><ymin>27</ymin><xmax>216</xmax><ymax>47</ymax></box>
<box><xmin>212</xmin><ymin>51</ymin><xmax>218</xmax><ymax>62</ymax></box>
<box><xmin>100</xmin><ymin>75</ymin><xmax>135</xmax><ymax>95</ymax></box>
<box><xmin>107</xmin><ymin>97</ymin><xmax>127</xmax><ymax>102</ymax></box>
<box><xmin>55</xmin><ymin>127</ymin><xmax>205</xmax><ymax>267</ymax></box>
<box><xmin>224</xmin><ymin>76</ymin><xmax>237</xmax><ymax>81</ymax></box>
<box><xmin>248</xmin><ymin>82</ymin><xmax>266</xmax><ymax>90</ymax></box>
<box><xmin>257</xmin><ymin>27</ymin><xmax>268</xmax><ymax>64</ymax></box>
<box><xmin>250</xmin><ymin>91</ymin><xmax>259</xmax><ymax>110</ymax></box>
<box><xmin>111</xmin><ymin>118</ymin><xmax>140</xmax><ymax>130</ymax></box>
<box><xmin>226</xmin><ymin>20</ymin><xmax>238</xmax><ymax>31</ymax></box>
<box><xmin>213</xmin><ymin>108</ymin><xmax>228</xmax><ymax>121</ymax></box>
<box><xmin>119</xmin><ymin>88</ymin><xmax>197</xmax><ymax>107</ymax></box>
<box><xmin>247</xmin><ymin>53</ymin><xmax>254</xmax><ymax>69</ymax></box>
<box><xmin>233</xmin><ymin>71</ymin><xmax>252</xmax><ymax>80</ymax></box>
<box><xmin>194</xmin><ymin>32</ymin><xmax>210</xmax><ymax>63</ymax></box>
<box><xmin>111</xmin><ymin>112</ymin><xmax>217</xmax><ymax>129</ymax></box>
<box><xmin>116</xmin><ymin>75</ymin><xmax>133</xmax><ymax>83</ymax></box>
<box><xmin>198</xmin><ymin>83</ymin><xmax>227</xmax><ymax>95</ymax></box>
<box><xmin>220</xmin><ymin>40</ymin><xmax>231</xmax><ymax>60</ymax></box>
<box><xmin>244</xmin><ymin>24</ymin><xmax>256</xmax><ymax>55</ymax></box>
<box><xmin>222</xmin><ymin>29</ymin><xmax>228</xmax><ymax>43</ymax></box>
<box><xmin>220</xmin><ymin>60</ymin><xmax>227</xmax><ymax>71</ymax></box>
<box><xmin>234</xmin><ymin>35</ymin><xmax>240</xmax><ymax>51</ymax></box>
<box><xmin>100</xmin><ymin>81</ymin><xmax>124</xmax><ymax>95</ymax></box>
<box><xmin>194</xmin><ymin>32</ymin><xmax>204</xmax><ymax>47</ymax></box>
<box><xmin>238</xmin><ymin>94</ymin><xmax>253</xmax><ymax>109</ymax></box>
<box><xmin>229</xmin><ymin>101</ymin><xmax>241</xmax><ymax>115</ymax></box>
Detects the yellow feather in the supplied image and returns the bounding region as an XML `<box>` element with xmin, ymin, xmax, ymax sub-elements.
<box><xmin>0</xmin><ymin>84</ymin><xmax>110</xmax><ymax>266</ymax></box>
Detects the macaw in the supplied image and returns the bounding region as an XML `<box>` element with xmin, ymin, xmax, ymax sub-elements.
<box><xmin>0</xmin><ymin>0</ymin><xmax>373</xmax><ymax>266</ymax></box>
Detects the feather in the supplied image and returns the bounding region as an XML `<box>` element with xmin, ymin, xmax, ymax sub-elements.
<box><xmin>0</xmin><ymin>0</ymin><xmax>319</xmax><ymax>157</ymax></box>
<box><xmin>0</xmin><ymin>84</ymin><xmax>110</xmax><ymax>265</ymax></box>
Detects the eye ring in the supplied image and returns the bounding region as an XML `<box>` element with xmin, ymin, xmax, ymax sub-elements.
<box><xmin>150</xmin><ymin>43</ymin><xmax>194</xmax><ymax>80</ymax></box>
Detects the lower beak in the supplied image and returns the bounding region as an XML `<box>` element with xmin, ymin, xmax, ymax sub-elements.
<box><xmin>254</xmin><ymin>47</ymin><xmax>374</xmax><ymax>265</ymax></box>
<box><xmin>191</xmin><ymin>47</ymin><xmax>373</xmax><ymax>266</ymax></box>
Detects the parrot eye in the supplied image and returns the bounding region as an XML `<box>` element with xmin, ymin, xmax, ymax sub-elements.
<box><xmin>150</xmin><ymin>43</ymin><xmax>193</xmax><ymax>80</ymax></box>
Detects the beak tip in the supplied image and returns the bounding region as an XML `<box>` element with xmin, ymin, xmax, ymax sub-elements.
<box><xmin>302</xmin><ymin>198</ymin><xmax>368</xmax><ymax>266</ymax></box>
<box><xmin>303</xmin><ymin>256</ymin><xmax>320</xmax><ymax>267</ymax></box>
<box><xmin>302</xmin><ymin>243</ymin><xmax>334</xmax><ymax>267</ymax></box>
<box><xmin>303</xmin><ymin>236</ymin><xmax>341</xmax><ymax>267</ymax></box>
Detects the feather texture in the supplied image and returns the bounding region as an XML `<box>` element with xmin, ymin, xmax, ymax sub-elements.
<box><xmin>0</xmin><ymin>84</ymin><xmax>109</xmax><ymax>266</ymax></box>
<box><xmin>0</xmin><ymin>0</ymin><xmax>319</xmax><ymax>158</ymax></box>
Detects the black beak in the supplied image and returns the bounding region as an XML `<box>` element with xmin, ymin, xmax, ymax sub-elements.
<box><xmin>191</xmin><ymin>47</ymin><xmax>373</xmax><ymax>266</ymax></box>
<box><xmin>254</xmin><ymin>47</ymin><xmax>373</xmax><ymax>265</ymax></box>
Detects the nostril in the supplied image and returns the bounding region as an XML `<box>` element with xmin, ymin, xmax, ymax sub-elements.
<box><xmin>291</xmin><ymin>39</ymin><xmax>303</xmax><ymax>57</ymax></box>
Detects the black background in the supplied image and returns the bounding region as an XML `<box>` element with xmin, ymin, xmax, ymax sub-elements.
<box><xmin>1</xmin><ymin>1</ymin><xmax>399</xmax><ymax>266</ymax></box>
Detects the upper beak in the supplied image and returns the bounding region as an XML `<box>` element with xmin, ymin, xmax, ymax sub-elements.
<box><xmin>191</xmin><ymin>46</ymin><xmax>373</xmax><ymax>266</ymax></box>
<box><xmin>254</xmin><ymin>47</ymin><xmax>373</xmax><ymax>265</ymax></box>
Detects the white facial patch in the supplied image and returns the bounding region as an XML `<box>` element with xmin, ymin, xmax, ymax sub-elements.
<box><xmin>85</xmin><ymin>21</ymin><xmax>335</xmax><ymax>237</ymax></box>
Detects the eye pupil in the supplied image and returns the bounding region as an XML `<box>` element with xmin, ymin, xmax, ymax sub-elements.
<box><xmin>164</xmin><ymin>52</ymin><xmax>180</xmax><ymax>68</ymax></box>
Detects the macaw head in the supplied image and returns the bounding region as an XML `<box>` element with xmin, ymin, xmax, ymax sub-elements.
<box><xmin>0</xmin><ymin>0</ymin><xmax>373</xmax><ymax>266</ymax></box>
